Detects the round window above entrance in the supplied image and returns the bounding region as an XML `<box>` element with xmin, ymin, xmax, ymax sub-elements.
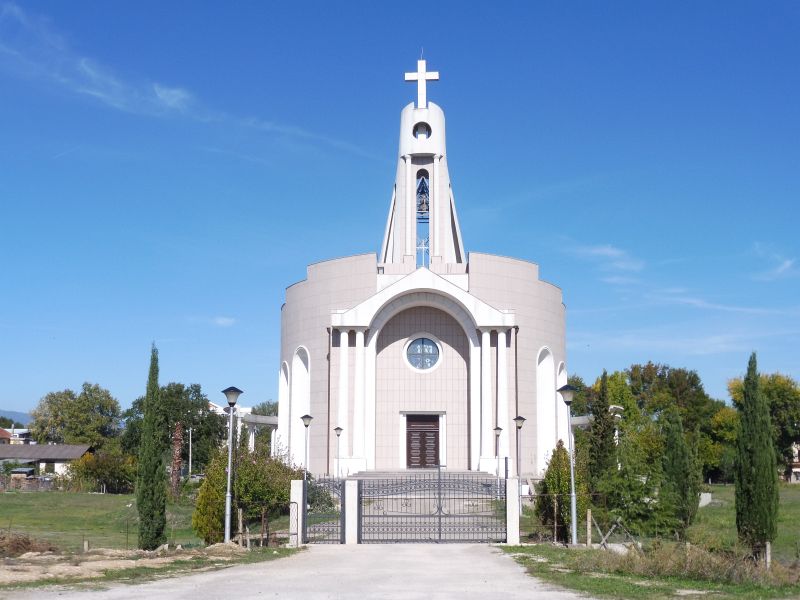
<box><xmin>406</xmin><ymin>337</ymin><xmax>440</xmax><ymax>370</ymax></box>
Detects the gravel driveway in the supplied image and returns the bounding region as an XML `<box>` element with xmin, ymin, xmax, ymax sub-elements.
<box><xmin>6</xmin><ymin>544</ymin><xmax>588</xmax><ymax>599</ymax></box>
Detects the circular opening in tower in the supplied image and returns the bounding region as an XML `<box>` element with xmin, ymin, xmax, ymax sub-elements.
<box><xmin>406</xmin><ymin>337</ymin><xmax>440</xmax><ymax>370</ymax></box>
<box><xmin>413</xmin><ymin>122</ymin><xmax>432</xmax><ymax>140</ymax></box>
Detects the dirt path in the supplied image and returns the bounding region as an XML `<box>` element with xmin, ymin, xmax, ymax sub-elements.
<box><xmin>5</xmin><ymin>544</ymin><xmax>589</xmax><ymax>599</ymax></box>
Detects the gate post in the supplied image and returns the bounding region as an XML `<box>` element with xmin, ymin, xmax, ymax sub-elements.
<box><xmin>290</xmin><ymin>479</ymin><xmax>305</xmax><ymax>547</ymax></box>
<box><xmin>506</xmin><ymin>477</ymin><xmax>520</xmax><ymax>545</ymax></box>
<box><xmin>345</xmin><ymin>479</ymin><xmax>359</xmax><ymax>544</ymax></box>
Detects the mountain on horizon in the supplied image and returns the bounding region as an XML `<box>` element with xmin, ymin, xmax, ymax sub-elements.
<box><xmin>0</xmin><ymin>409</ymin><xmax>32</xmax><ymax>426</ymax></box>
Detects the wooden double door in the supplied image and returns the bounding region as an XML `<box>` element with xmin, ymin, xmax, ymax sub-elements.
<box><xmin>406</xmin><ymin>415</ymin><xmax>440</xmax><ymax>468</ymax></box>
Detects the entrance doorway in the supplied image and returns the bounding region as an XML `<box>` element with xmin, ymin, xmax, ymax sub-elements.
<box><xmin>406</xmin><ymin>415</ymin><xmax>439</xmax><ymax>468</ymax></box>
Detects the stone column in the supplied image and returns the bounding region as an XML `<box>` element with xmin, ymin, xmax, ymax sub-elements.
<box><xmin>405</xmin><ymin>155</ymin><xmax>414</xmax><ymax>257</ymax></box>
<box><xmin>497</xmin><ymin>329</ymin><xmax>509</xmax><ymax>461</ymax></box>
<box><xmin>480</xmin><ymin>328</ymin><xmax>493</xmax><ymax>458</ymax></box>
<box><xmin>432</xmin><ymin>154</ymin><xmax>441</xmax><ymax>257</ymax></box>
<box><xmin>353</xmin><ymin>328</ymin><xmax>365</xmax><ymax>458</ymax></box>
<box><xmin>338</xmin><ymin>329</ymin><xmax>350</xmax><ymax>457</ymax></box>
<box><xmin>506</xmin><ymin>477</ymin><xmax>520</xmax><ymax>545</ymax></box>
<box><xmin>345</xmin><ymin>479</ymin><xmax>359</xmax><ymax>544</ymax></box>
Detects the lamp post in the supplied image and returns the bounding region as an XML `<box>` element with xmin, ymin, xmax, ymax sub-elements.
<box><xmin>221</xmin><ymin>386</ymin><xmax>243</xmax><ymax>544</ymax></box>
<box><xmin>514</xmin><ymin>416</ymin><xmax>526</xmax><ymax>513</ymax></box>
<box><xmin>513</xmin><ymin>416</ymin><xmax>526</xmax><ymax>478</ymax></box>
<box><xmin>557</xmin><ymin>383</ymin><xmax>578</xmax><ymax>546</ymax></box>
<box><xmin>494</xmin><ymin>426</ymin><xmax>502</xmax><ymax>494</ymax></box>
<box><xmin>333</xmin><ymin>426</ymin><xmax>343</xmax><ymax>479</ymax></box>
<box><xmin>301</xmin><ymin>414</ymin><xmax>313</xmax><ymax>481</ymax></box>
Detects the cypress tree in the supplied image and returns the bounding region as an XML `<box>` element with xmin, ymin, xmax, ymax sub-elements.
<box><xmin>661</xmin><ymin>407</ymin><xmax>699</xmax><ymax>537</ymax></box>
<box><xmin>137</xmin><ymin>344</ymin><xmax>167</xmax><ymax>550</ymax></box>
<box><xmin>735</xmin><ymin>352</ymin><xmax>779</xmax><ymax>556</ymax></box>
<box><xmin>588</xmin><ymin>370</ymin><xmax>616</xmax><ymax>492</ymax></box>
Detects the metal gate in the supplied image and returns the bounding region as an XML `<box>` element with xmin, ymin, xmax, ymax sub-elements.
<box><xmin>359</xmin><ymin>469</ymin><xmax>506</xmax><ymax>543</ymax></box>
<box><xmin>303</xmin><ymin>478</ymin><xmax>345</xmax><ymax>544</ymax></box>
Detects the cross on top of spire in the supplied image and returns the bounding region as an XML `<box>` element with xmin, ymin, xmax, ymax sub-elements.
<box><xmin>404</xmin><ymin>59</ymin><xmax>439</xmax><ymax>109</ymax></box>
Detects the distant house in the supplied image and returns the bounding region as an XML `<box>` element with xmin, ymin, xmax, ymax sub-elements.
<box><xmin>8</xmin><ymin>428</ymin><xmax>32</xmax><ymax>444</ymax></box>
<box><xmin>0</xmin><ymin>428</ymin><xmax>10</xmax><ymax>444</ymax></box>
<box><xmin>0</xmin><ymin>444</ymin><xmax>91</xmax><ymax>475</ymax></box>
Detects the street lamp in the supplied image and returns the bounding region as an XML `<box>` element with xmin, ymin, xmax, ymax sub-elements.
<box><xmin>514</xmin><ymin>416</ymin><xmax>526</xmax><ymax>513</ymax></box>
<box><xmin>221</xmin><ymin>386</ymin><xmax>243</xmax><ymax>544</ymax></box>
<box><xmin>494</xmin><ymin>426</ymin><xmax>502</xmax><ymax>494</ymax></box>
<box><xmin>513</xmin><ymin>416</ymin><xmax>526</xmax><ymax>478</ymax></box>
<box><xmin>557</xmin><ymin>383</ymin><xmax>578</xmax><ymax>546</ymax></box>
<box><xmin>333</xmin><ymin>426</ymin><xmax>343</xmax><ymax>479</ymax></box>
<box><xmin>301</xmin><ymin>414</ymin><xmax>313</xmax><ymax>481</ymax></box>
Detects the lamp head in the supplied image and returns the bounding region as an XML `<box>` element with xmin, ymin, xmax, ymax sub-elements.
<box><xmin>557</xmin><ymin>383</ymin><xmax>577</xmax><ymax>407</ymax></box>
<box><xmin>221</xmin><ymin>386</ymin><xmax>243</xmax><ymax>407</ymax></box>
<box><xmin>334</xmin><ymin>426</ymin><xmax>343</xmax><ymax>437</ymax></box>
<box><xmin>493</xmin><ymin>426</ymin><xmax>502</xmax><ymax>437</ymax></box>
<box><xmin>301</xmin><ymin>414</ymin><xmax>313</xmax><ymax>428</ymax></box>
<box><xmin>513</xmin><ymin>415</ymin><xmax>526</xmax><ymax>430</ymax></box>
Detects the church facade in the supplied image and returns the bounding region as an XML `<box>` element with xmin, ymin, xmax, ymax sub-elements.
<box><xmin>275</xmin><ymin>61</ymin><xmax>569</xmax><ymax>479</ymax></box>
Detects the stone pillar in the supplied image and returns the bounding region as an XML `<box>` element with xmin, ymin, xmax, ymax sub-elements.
<box><xmin>480</xmin><ymin>328</ymin><xmax>493</xmax><ymax>459</ymax></box>
<box><xmin>345</xmin><ymin>479</ymin><xmax>359</xmax><ymax>544</ymax></box>
<box><xmin>353</xmin><ymin>328</ymin><xmax>365</xmax><ymax>458</ymax></box>
<box><xmin>405</xmin><ymin>155</ymin><xmax>414</xmax><ymax>257</ymax></box>
<box><xmin>432</xmin><ymin>154</ymin><xmax>440</xmax><ymax>257</ymax></box>
<box><xmin>497</xmin><ymin>329</ymin><xmax>509</xmax><ymax>462</ymax></box>
<box><xmin>338</xmin><ymin>329</ymin><xmax>350</xmax><ymax>457</ymax></box>
<box><xmin>290</xmin><ymin>479</ymin><xmax>304</xmax><ymax>547</ymax></box>
<box><xmin>506</xmin><ymin>477</ymin><xmax>520</xmax><ymax>545</ymax></box>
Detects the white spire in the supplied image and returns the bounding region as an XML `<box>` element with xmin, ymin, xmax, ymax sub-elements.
<box><xmin>380</xmin><ymin>60</ymin><xmax>465</xmax><ymax>272</ymax></box>
<box><xmin>404</xmin><ymin>59</ymin><xmax>439</xmax><ymax>109</ymax></box>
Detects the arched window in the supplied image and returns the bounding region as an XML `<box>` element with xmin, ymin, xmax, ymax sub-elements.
<box><xmin>416</xmin><ymin>169</ymin><xmax>430</xmax><ymax>267</ymax></box>
<box><xmin>290</xmin><ymin>347</ymin><xmax>310</xmax><ymax>468</ymax></box>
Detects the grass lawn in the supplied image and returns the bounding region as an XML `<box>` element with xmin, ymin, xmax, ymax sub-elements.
<box><xmin>504</xmin><ymin>544</ymin><xmax>800</xmax><ymax>600</ymax></box>
<box><xmin>688</xmin><ymin>484</ymin><xmax>800</xmax><ymax>563</ymax></box>
<box><xmin>0</xmin><ymin>491</ymin><xmax>201</xmax><ymax>551</ymax></box>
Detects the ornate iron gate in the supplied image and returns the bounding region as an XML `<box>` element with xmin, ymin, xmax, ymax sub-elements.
<box><xmin>359</xmin><ymin>470</ymin><xmax>506</xmax><ymax>543</ymax></box>
<box><xmin>303</xmin><ymin>478</ymin><xmax>345</xmax><ymax>544</ymax></box>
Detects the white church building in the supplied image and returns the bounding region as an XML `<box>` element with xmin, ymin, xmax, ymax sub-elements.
<box><xmin>275</xmin><ymin>61</ymin><xmax>569</xmax><ymax>479</ymax></box>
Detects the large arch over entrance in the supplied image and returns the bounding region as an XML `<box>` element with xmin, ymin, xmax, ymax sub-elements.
<box><xmin>373</xmin><ymin>305</ymin><xmax>470</xmax><ymax>470</ymax></box>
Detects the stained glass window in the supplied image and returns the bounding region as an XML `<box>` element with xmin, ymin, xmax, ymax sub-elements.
<box><xmin>407</xmin><ymin>338</ymin><xmax>439</xmax><ymax>370</ymax></box>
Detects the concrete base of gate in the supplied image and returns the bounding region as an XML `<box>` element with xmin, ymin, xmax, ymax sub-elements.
<box><xmin>345</xmin><ymin>479</ymin><xmax>359</xmax><ymax>544</ymax></box>
<box><xmin>289</xmin><ymin>480</ymin><xmax>304</xmax><ymax>548</ymax></box>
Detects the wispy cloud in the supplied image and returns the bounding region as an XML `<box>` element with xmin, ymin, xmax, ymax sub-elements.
<box><xmin>0</xmin><ymin>2</ymin><xmax>377</xmax><ymax>159</ymax></box>
<box><xmin>570</xmin><ymin>326</ymin><xmax>800</xmax><ymax>356</ymax></box>
<box><xmin>212</xmin><ymin>316</ymin><xmax>236</xmax><ymax>327</ymax></box>
<box><xmin>569</xmin><ymin>243</ymin><xmax>645</xmax><ymax>273</ymax></box>
<box><xmin>752</xmin><ymin>243</ymin><xmax>798</xmax><ymax>281</ymax></box>
<box><xmin>186</xmin><ymin>315</ymin><xmax>237</xmax><ymax>327</ymax></box>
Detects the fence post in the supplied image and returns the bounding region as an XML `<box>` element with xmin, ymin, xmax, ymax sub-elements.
<box><xmin>766</xmin><ymin>541</ymin><xmax>771</xmax><ymax>569</ymax></box>
<box><xmin>289</xmin><ymin>479</ymin><xmax>304</xmax><ymax>547</ymax></box>
<box><xmin>345</xmin><ymin>479</ymin><xmax>359</xmax><ymax>544</ymax></box>
<box><xmin>586</xmin><ymin>508</ymin><xmax>592</xmax><ymax>547</ymax></box>
<box><xmin>506</xmin><ymin>477</ymin><xmax>520</xmax><ymax>545</ymax></box>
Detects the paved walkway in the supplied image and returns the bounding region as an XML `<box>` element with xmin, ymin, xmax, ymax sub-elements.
<box><xmin>6</xmin><ymin>544</ymin><xmax>588</xmax><ymax>599</ymax></box>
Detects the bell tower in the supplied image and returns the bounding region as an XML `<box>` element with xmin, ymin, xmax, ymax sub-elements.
<box><xmin>379</xmin><ymin>60</ymin><xmax>466</xmax><ymax>274</ymax></box>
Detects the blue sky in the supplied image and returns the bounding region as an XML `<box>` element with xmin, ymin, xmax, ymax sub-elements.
<box><xmin>1</xmin><ymin>2</ymin><xmax>798</xmax><ymax>412</ymax></box>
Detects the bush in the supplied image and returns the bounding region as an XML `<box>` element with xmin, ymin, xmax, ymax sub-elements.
<box><xmin>67</xmin><ymin>441</ymin><xmax>136</xmax><ymax>493</ymax></box>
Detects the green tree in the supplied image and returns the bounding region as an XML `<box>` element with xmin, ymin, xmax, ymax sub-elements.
<box><xmin>192</xmin><ymin>446</ymin><xmax>227</xmax><ymax>544</ymax></box>
<box><xmin>587</xmin><ymin>371</ymin><xmax>616</xmax><ymax>492</ymax></box>
<box><xmin>29</xmin><ymin>383</ymin><xmax>121</xmax><ymax>448</ymax></box>
<box><xmin>565</xmin><ymin>375</ymin><xmax>589</xmax><ymax>416</ymax></box>
<box><xmin>535</xmin><ymin>440</ymin><xmax>588</xmax><ymax>542</ymax></box>
<box><xmin>735</xmin><ymin>352</ymin><xmax>779</xmax><ymax>556</ymax></box>
<box><xmin>121</xmin><ymin>384</ymin><xmax>224</xmax><ymax>473</ymax></box>
<box><xmin>601</xmin><ymin>417</ymin><xmax>673</xmax><ymax>535</ymax></box>
<box><xmin>250</xmin><ymin>400</ymin><xmax>278</xmax><ymax>451</ymax></box>
<box><xmin>0</xmin><ymin>416</ymin><xmax>24</xmax><ymax>429</ymax></box>
<box><xmin>661</xmin><ymin>407</ymin><xmax>700</xmax><ymax>537</ymax></box>
<box><xmin>730</xmin><ymin>373</ymin><xmax>800</xmax><ymax>479</ymax></box>
<box><xmin>67</xmin><ymin>438</ymin><xmax>136</xmax><ymax>493</ymax></box>
<box><xmin>708</xmin><ymin>405</ymin><xmax>739</xmax><ymax>482</ymax></box>
<box><xmin>136</xmin><ymin>344</ymin><xmax>167</xmax><ymax>550</ymax></box>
